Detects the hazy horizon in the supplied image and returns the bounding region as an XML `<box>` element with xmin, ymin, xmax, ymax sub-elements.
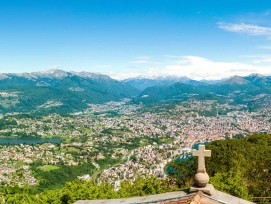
<box><xmin>0</xmin><ymin>68</ymin><xmax>270</xmax><ymax>81</ymax></box>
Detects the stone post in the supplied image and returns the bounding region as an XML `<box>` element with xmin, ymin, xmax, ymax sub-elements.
<box><xmin>190</xmin><ymin>144</ymin><xmax>216</xmax><ymax>196</ymax></box>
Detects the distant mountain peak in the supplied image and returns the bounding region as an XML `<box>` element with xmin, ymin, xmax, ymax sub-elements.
<box><xmin>123</xmin><ymin>75</ymin><xmax>204</xmax><ymax>91</ymax></box>
<box><xmin>125</xmin><ymin>75</ymin><xmax>190</xmax><ymax>81</ymax></box>
<box><xmin>73</xmin><ymin>71</ymin><xmax>111</xmax><ymax>80</ymax></box>
<box><xmin>2</xmin><ymin>69</ymin><xmax>111</xmax><ymax>81</ymax></box>
<box><xmin>33</xmin><ymin>69</ymin><xmax>70</xmax><ymax>78</ymax></box>
<box><xmin>220</xmin><ymin>75</ymin><xmax>250</xmax><ymax>85</ymax></box>
<box><xmin>248</xmin><ymin>73</ymin><xmax>265</xmax><ymax>77</ymax></box>
<box><xmin>0</xmin><ymin>74</ymin><xmax>8</xmax><ymax>80</ymax></box>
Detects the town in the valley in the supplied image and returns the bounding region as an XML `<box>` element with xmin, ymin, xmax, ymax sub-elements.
<box><xmin>0</xmin><ymin>99</ymin><xmax>270</xmax><ymax>188</ymax></box>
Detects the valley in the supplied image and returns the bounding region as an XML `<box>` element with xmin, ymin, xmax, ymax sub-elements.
<box><xmin>0</xmin><ymin>70</ymin><xmax>271</xmax><ymax>202</ymax></box>
<box><xmin>0</xmin><ymin>98</ymin><xmax>270</xmax><ymax>192</ymax></box>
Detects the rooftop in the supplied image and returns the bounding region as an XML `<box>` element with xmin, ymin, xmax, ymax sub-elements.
<box><xmin>74</xmin><ymin>189</ymin><xmax>254</xmax><ymax>204</ymax></box>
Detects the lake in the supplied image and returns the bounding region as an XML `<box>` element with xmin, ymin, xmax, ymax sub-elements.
<box><xmin>192</xmin><ymin>141</ymin><xmax>209</xmax><ymax>150</ymax></box>
<box><xmin>0</xmin><ymin>137</ymin><xmax>62</xmax><ymax>145</ymax></box>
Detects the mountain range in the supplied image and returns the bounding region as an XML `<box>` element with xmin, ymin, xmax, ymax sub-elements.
<box><xmin>122</xmin><ymin>76</ymin><xmax>204</xmax><ymax>91</ymax></box>
<box><xmin>0</xmin><ymin>70</ymin><xmax>271</xmax><ymax>114</ymax></box>
<box><xmin>135</xmin><ymin>74</ymin><xmax>271</xmax><ymax>106</ymax></box>
<box><xmin>0</xmin><ymin>69</ymin><xmax>138</xmax><ymax>114</ymax></box>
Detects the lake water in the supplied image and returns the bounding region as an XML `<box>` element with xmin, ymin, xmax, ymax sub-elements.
<box><xmin>0</xmin><ymin>137</ymin><xmax>62</xmax><ymax>145</ymax></box>
<box><xmin>192</xmin><ymin>141</ymin><xmax>209</xmax><ymax>150</ymax></box>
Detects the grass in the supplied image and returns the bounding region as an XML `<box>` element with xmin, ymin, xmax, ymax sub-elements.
<box><xmin>15</xmin><ymin>160</ymin><xmax>24</xmax><ymax>168</ymax></box>
<box><xmin>66</xmin><ymin>147</ymin><xmax>80</xmax><ymax>153</ymax></box>
<box><xmin>79</xmin><ymin>128</ymin><xmax>93</xmax><ymax>133</ymax></box>
<box><xmin>37</xmin><ymin>165</ymin><xmax>60</xmax><ymax>172</ymax></box>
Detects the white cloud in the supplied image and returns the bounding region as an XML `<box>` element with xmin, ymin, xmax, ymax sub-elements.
<box><xmin>241</xmin><ymin>55</ymin><xmax>271</xmax><ymax>64</ymax></box>
<box><xmin>162</xmin><ymin>56</ymin><xmax>269</xmax><ymax>80</ymax></box>
<box><xmin>163</xmin><ymin>55</ymin><xmax>182</xmax><ymax>58</ymax></box>
<box><xmin>130</xmin><ymin>56</ymin><xmax>161</xmax><ymax>64</ymax></box>
<box><xmin>257</xmin><ymin>45</ymin><xmax>271</xmax><ymax>49</ymax></box>
<box><xmin>108</xmin><ymin>56</ymin><xmax>271</xmax><ymax>80</ymax></box>
<box><xmin>218</xmin><ymin>22</ymin><xmax>271</xmax><ymax>38</ymax></box>
<box><xmin>96</xmin><ymin>65</ymin><xmax>112</xmax><ymax>68</ymax></box>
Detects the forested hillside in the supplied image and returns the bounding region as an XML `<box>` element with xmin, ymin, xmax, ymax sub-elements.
<box><xmin>0</xmin><ymin>70</ymin><xmax>138</xmax><ymax>114</ymax></box>
<box><xmin>167</xmin><ymin>133</ymin><xmax>271</xmax><ymax>201</ymax></box>
<box><xmin>135</xmin><ymin>75</ymin><xmax>271</xmax><ymax>107</ymax></box>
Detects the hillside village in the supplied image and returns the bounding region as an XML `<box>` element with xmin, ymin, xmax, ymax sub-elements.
<box><xmin>0</xmin><ymin>100</ymin><xmax>270</xmax><ymax>187</ymax></box>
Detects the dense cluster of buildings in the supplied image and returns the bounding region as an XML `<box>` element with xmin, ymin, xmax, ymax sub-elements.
<box><xmin>0</xmin><ymin>100</ymin><xmax>270</xmax><ymax>187</ymax></box>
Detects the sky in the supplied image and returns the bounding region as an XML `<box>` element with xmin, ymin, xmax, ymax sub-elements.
<box><xmin>0</xmin><ymin>0</ymin><xmax>271</xmax><ymax>80</ymax></box>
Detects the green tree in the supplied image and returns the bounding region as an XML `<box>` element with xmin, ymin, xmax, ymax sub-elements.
<box><xmin>210</xmin><ymin>169</ymin><xmax>250</xmax><ymax>200</ymax></box>
<box><xmin>165</xmin><ymin>155</ymin><xmax>196</xmax><ymax>188</ymax></box>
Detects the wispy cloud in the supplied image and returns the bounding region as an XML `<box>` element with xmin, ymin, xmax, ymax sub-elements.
<box><xmin>241</xmin><ymin>55</ymin><xmax>271</xmax><ymax>64</ymax></box>
<box><xmin>96</xmin><ymin>65</ymin><xmax>112</xmax><ymax>68</ymax></box>
<box><xmin>130</xmin><ymin>56</ymin><xmax>161</xmax><ymax>64</ymax></box>
<box><xmin>163</xmin><ymin>55</ymin><xmax>182</xmax><ymax>58</ymax></box>
<box><xmin>257</xmin><ymin>45</ymin><xmax>271</xmax><ymax>49</ymax></box>
<box><xmin>108</xmin><ymin>56</ymin><xmax>271</xmax><ymax>80</ymax></box>
<box><xmin>252</xmin><ymin>57</ymin><xmax>271</xmax><ymax>63</ymax></box>
<box><xmin>218</xmin><ymin>22</ymin><xmax>271</xmax><ymax>39</ymax></box>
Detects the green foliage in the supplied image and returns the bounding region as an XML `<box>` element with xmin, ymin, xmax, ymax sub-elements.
<box><xmin>2</xmin><ymin>176</ymin><xmax>177</xmax><ymax>204</ymax></box>
<box><xmin>37</xmin><ymin>165</ymin><xmax>60</xmax><ymax>172</ymax></box>
<box><xmin>3</xmin><ymin>193</ymin><xmax>40</xmax><ymax>204</ymax></box>
<box><xmin>210</xmin><ymin>169</ymin><xmax>249</xmax><ymax>200</ymax></box>
<box><xmin>31</xmin><ymin>162</ymin><xmax>95</xmax><ymax>192</ymax></box>
<box><xmin>0</xmin><ymin>118</ymin><xmax>17</xmax><ymax>130</ymax></box>
<box><xmin>166</xmin><ymin>134</ymin><xmax>271</xmax><ymax>200</ymax></box>
<box><xmin>117</xmin><ymin>176</ymin><xmax>177</xmax><ymax>197</ymax></box>
<box><xmin>206</xmin><ymin>134</ymin><xmax>271</xmax><ymax>197</ymax></box>
<box><xmin>165</xmin><ymin>155</ymin><xmax>196</xmax><ymax>187</ymax></box>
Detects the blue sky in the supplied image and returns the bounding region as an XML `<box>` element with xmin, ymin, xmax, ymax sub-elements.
<box><xmin>0</xmin><ymin>0</ymin><xmax>271</xmax><ymax>79</ymax></box>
